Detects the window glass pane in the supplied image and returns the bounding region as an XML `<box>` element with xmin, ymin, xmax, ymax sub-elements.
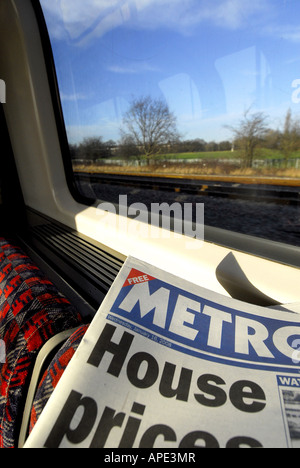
<box><xmin>40</xmin><ymin>0</ymin><xmax>300</xmax><ymax>247</ymax></box>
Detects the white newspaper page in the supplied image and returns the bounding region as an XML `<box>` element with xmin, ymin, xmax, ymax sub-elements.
<box><xmin>25</xmin><ymin>257</ymin><xmax>300</xmax><ymax>449</ymax></box>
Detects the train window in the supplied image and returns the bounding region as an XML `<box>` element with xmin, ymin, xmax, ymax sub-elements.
<box><xmin>39</xmin><ymin>0</ymin><xmax>300</xmax><ymax>248</ymax></box>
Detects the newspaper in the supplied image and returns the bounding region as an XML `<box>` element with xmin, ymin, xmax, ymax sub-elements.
<box><xmin>25</xmin><ymin>257</ymin><xmax>300</xmax><ymax>449</ymax></box>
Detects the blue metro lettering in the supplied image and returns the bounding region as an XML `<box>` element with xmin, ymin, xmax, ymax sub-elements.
<box><xmin>119</xmin><ymin>282</ymin><xmax>170</xmax><ymax>329</ymax></box>
<box><xmin>114</xmin><ymin>282</ymin><xmax>300</xmax><ymax>365</ymax></box>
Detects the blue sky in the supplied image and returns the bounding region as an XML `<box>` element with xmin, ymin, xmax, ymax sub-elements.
<box><xmin>40</xmin><ymin>0</ymin><xmax>300</xmax><ymax>145</ymax></box>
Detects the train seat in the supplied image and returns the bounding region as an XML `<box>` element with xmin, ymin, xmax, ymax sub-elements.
<box><xmin>0</xmin><ymin>237</ymin><xmax>83</xmax><ymax>448</ymax></box>
<box><xmin>29</xmin><ymin>324</ymin><xmax>88</xmax><ymax>434</ymax></box>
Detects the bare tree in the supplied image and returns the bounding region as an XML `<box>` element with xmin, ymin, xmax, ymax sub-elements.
<box><xmin>121</xmin><ymin>96</ymin><xmax>180</xmax><ymax>163</ymax></box>
<box><xmin>229</xmin><ymin>109</ymin><xmax>269</xmax><ymax>168</ymax></box>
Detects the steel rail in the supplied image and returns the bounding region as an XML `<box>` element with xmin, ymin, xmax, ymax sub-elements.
<box><xmin>74</xmin><ymin>172</ymin><xmax>300</xmax><ymax>205</ymax></box>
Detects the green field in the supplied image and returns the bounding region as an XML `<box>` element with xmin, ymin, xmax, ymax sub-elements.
<box><xmin>154</xmin><ymin>149</ymin><xmax>300</xmax><ymax>160</ymax></box>
<box><xmin>74</xmin><ymin>147</ymin><xmax>300</xmax><ymax>179</ymax></box>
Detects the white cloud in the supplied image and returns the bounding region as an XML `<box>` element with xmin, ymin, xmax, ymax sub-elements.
<box><xmin>133</xmin><ymin>0</ymin><xmax>269</xmax><ymax>33</ymax></box>
<box><xmin>107</xmin><ymin>63</ymin><xmax>160</xmax><ymax>74</ymax></box>
<box><xmin>211</xmin><ymin>0</ymin><xmax>266</xmax><ymax>29</ymax></box>
<box><xmin>271</xmin><ymin>27</ymin><xmax>300</xmax><ymax>43</ymax></box>
<box><xmin>40</xmin><ymin>0</ymin><xmax>123</xmax><ymax>41</ymax></box>
<box><xmin>60</xmin><ymin>92</ymin><xmax>89</xmax><ymax>101</ymax></box>
<box><xmin>40</xmin><ymin>0</ymin><xmax>270</xmax><ymax>44</ymax></box>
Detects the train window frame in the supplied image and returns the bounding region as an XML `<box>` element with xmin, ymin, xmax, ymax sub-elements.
<box><xmin>30</xmin><ymin>0</ymin><xmax>300</xmax><ymax>267</ymax></box>
<box><xmin>1</xmin><ymin>0</ymin><xmax>299</xmax><ymax>306</ymax></box>
<box><xmin>31</xmin><ymin>0</ymin><xmax>94</xmax><ymax>207</ymax></box>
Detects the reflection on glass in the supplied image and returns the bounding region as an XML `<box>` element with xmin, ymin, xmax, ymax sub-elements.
<box><xmin>39</xmin><ymin>1</ymin><xmax>300</xmax><ymax>248</ymax></box>
<box><xmin>40</xmin><ymin>0</ymin><xmax>300</xmax><ymax>171</ymax></box>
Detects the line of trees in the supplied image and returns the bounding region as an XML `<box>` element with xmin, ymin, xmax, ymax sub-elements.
<box><xmin>69</xmin><ymin>137</ymin><xmax>116</xmax><ymax>161</ymax></box>
<box><xmin>228</xmin><ymin>108</ymin><xmax>300</xmax><ymax>168</ymax></box>
<box><xmin>70</xmin><ymin>136</ymin><xmax>233</xmax><ymax>161</ymax></box>
<box><xmin>70</xmin><ymin>96</ymin><xmax>300</xmax><ymax>168</ymax></box>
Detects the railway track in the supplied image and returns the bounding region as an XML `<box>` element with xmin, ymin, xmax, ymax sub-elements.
<box><xmin>75</xmin><ymin>172</ymin><xmax>300</xmax><ymax>206</ymax></box>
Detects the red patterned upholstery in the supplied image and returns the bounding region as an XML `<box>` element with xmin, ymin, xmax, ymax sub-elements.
<box><xmin>0</xmin><ymin>238</ymin><xmax>83</xmax><ymax>448</ymax></box>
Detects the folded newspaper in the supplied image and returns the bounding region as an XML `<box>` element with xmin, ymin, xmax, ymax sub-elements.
<box><xmin>25</xmin><ymin>257</ymin><xmax>300</xmax><ymax>448</ymax></box>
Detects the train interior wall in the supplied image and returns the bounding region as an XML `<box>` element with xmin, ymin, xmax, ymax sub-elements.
<box><xmin>0</xmin><ymin>105</ymin><xmax>26</xmax><ymax>238</ymax></box>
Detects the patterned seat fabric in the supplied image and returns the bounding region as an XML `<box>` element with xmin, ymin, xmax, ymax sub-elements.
<box><xmin>0</xmin><ymin>238</ymin><xmax>83</xmax><ymax>448</ymax></box>
<box><xmin>30</xmin><ymin>324</ymin><xmax>88</xmax><ymax>433</ymax></box>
